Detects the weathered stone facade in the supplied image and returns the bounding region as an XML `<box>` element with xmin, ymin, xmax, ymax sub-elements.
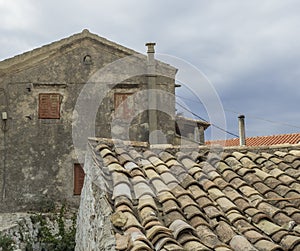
<box><xmin>0</xmin><ymin>30</ymin><xmax>177</xmax><ymax>212</ymax></box>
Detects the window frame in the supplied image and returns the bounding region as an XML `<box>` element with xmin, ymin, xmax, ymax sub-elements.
<box><xmin>74</xmin><ymin>163</ymin><xmax>85</xmax><ymax>196</ymax></box>
<box><xmin>38</xmin><ymin>93</ymin><xmax>61</xmax><ymax>119</ymax></box>
<box><xmin>114</xmin><ymin>92</ymin><xmax>134</xmax><ymax>119</ymax></box>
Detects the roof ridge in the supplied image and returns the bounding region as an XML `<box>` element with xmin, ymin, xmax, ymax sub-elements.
<box><xmin>0</xmin><ymin>29</ymin><xmax>139</xmax><ymax>71</ymax></box>
<box><xmin>89</xmin><ymin>137</ymin><xmax>300</xmax><ymax>152</ymax></box>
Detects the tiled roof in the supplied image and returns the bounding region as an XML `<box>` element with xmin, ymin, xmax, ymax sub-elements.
<box><xmin>85</xmin><ymin>139</ymin><xmax>300</xmax><ymax>251</ymax></box>
<box><xmin>206</xmin><ymin>133</ymin><xmax>300</xmax><ymax>147</ymax></box>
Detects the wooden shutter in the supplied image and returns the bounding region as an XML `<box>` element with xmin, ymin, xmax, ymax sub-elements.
<box><xmin>74</xmin><ymin>164</ymin><xmax>85</xmax><ymax>195</ymax></box>
<box><xmin>114</xmin><ymin>93</ymin><xmax>133</xmax><ymax>119</ymax></box>
<box><xmin>39</xmin><ymin>93</ymin><xmax>60</xmax><ymax>119</ymax></box>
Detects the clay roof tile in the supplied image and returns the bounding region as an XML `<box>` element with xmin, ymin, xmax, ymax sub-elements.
<box><xmin>83</xmin><ymin>138</ymin><xmax>300</xmax><ymax>250</ymax></box>
<box><xmin>206</xmin><ymin>133</ymin><xmax>300</xmax><ymax>147</ymax></box>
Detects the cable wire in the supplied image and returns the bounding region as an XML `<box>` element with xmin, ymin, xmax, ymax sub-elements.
<box><xmin>225</xmin><ymin>108</ymin><xmax>300</xmax><ymax>130</ymax></box>
<box><xmin>176</xmin><ymin>101</ymin><xmax>239</xmax><ymax>138</ymax></box>
<box><xmin>176</xmin><ymin>93</ymin><xmax>300</xmax><ymax>130</ymax></box>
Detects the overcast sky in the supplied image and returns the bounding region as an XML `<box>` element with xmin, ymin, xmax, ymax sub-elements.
<box><xmin>1</xmin><ymin>0</ymin><xmax>299</xmax><ymax>140</ymax></box>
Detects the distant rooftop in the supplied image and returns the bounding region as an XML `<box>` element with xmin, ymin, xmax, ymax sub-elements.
<box><xmin>206</xmin><ymin>133</ymin><xmax>300</xmax><ymax>147</ymax></box>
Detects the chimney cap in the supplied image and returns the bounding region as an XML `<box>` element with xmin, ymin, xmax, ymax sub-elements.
<box><xmin>145</xmin><ymin>42</ymin><xmax>156</xmax><ymax>53</ymax></box>
<box><xmin>145</xmin><ymin>42</ymin><xmax>156</xmax><ymax>46</ymax></box>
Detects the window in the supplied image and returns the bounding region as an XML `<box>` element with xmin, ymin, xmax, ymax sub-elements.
<box><xmin>83</xmin><ymin>55</ymin><xmax>92</xmax><ymax>65</ymax></box>
<box><xmin>74</xmin><ymin>164</ymin><xmax>85</xmax><ymax>195</ymax></box>
<box><xmin>39</xmin><ymin>93</ymin><xmax>61</xmax><ymax>119</ymax></box>
<box><xmin>114</xmin><ymin>93</ymin><xmax>133</xmax><ymax>119</ymax></box>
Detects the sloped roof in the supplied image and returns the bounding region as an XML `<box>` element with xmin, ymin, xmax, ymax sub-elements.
<box><xmin>176</xmin><ymin>115</ymin><xmax>210</xmax><ymax>129</ymax></box>
<box><xmin>82</xmin><ymin>138</ymin><xmax>300</xmax><ymax>251</ymax></box>
<box><xmin>206</xmin><ymin>133</ymin><xmax>300</xmax><ymax>147</ymax></box>
<box><xmin>0</xmin><ymin>29</ymin><xmax>177</xmax><ymax>79</ymax></box>
<box><xmin>0</xmin><ymin>29</ymin><xmax>140</xmax><ymax>74</ymax></box>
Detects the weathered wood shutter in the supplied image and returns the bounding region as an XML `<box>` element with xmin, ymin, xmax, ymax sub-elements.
<box><xmin>39</xmin><ymin>93</ymin><xmax>61</xmax><ymax>119</ymax></box>
<box><xmin>74</xmin><ymin>164</ymin><xmax>85</xmax><ymax>195</ymax></box>
<box><xmin>114</xmin><ymin>93</ymin><xmax>133</xmax><ymax>119</ymax></box>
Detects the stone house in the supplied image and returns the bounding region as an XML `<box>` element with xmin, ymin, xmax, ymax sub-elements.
<box><xmin>0</xmin><ymin>30</ymin><xmax>208</xmax><ymax>212</ymax></box>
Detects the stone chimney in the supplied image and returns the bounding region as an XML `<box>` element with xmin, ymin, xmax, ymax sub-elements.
<box><xmin>238</xmin><ymin>115</ymin><xmax>246</xmax><ymax>146</ymax></box>
<box><xmin>145</xmin><ymin>43</ymin><xmax>158</xmax><ymax>144</ymax></box>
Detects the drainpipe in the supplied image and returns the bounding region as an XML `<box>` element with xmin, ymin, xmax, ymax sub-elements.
<box><xmin>145</xmin><ymin>42</ymin><xmax>158</xmax><ymax>144</ymax></box>
<box><xmin>0</xmin><ymin>88</ymin><xmax>8</xmax><ymax>201</ymax></box>
<box><xmin>1</xmin><ymin>113</ymin><xmax>7</xmax><ymax>200</ymax></box>
<box><xmin>238</xmin><ymin>115</ymin><xmax>246</xmax><ymax>146</ymax></box>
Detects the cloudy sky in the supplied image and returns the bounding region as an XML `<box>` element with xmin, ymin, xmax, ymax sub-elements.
<box><xmin>1</xmin><ymin>0</ymin><xmax>299</xmax><ymax>140</ymax></box>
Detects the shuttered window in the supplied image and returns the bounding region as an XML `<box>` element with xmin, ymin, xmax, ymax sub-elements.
<box><xmin>114</xmin><ymin>93</ymin><xmax>133</xmax><ymax>119</ymax></box>
<box><xmin>39</xmin><ymin>93</ymin><xmax>61</xmax><ymax>119</ymax></box>
<box><xmin>74</xmin><ymin>164</ymin><xmax>85</xmax><ymax>195</ymax></box>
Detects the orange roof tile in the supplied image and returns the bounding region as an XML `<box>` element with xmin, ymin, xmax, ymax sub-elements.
<box><xmin>206</xmin><ymin>133</ymin><xmax>300</xmax><ymax>147</ymax></box>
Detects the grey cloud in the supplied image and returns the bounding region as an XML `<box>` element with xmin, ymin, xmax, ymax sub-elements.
<box><xmin>0</xmin><ymin>0</ymin><xmax>299</xmax><ymax>138</ymax></box>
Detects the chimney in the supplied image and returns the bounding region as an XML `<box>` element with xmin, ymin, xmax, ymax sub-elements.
<box><xmin>146</xmin><ymin>43</ymin><xmax>156</xmax><ymax>67</ymax></box>
<box><xmin>238</xmin><ymin>115</ymin><xmax>246</xmax><ymax>146</ymax></box>
<box><xmin>146</xmin><ymin>42</ymin><xmax>158</xmax><ymax>144</ymax></box>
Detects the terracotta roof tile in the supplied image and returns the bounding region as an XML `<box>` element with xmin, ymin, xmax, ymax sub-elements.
<box><xmin>229</xmin><ymin>235</ymin><xmax>258</xmax><ymax>250</ymax></box>
<box><xmin>112</xmin><ymin>183</ymin><xmax>132</xmax><ymax>200</ymax></box>
<box><xmin>206</xmin><ymin>133</ymin><xmax>300</xmax><ymax>147</ymax></box>
<box><xmin>78</xmin><ymin>139</ymin><xmax>300</xmax><ymax>250</ymax></box>
<box><xmin>254</xmin><ymin>239</ymin><xmax>282</xmax><ymax>251</ymax></box>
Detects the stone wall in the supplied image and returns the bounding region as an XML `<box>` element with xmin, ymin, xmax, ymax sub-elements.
<box><xmin>75</xmin><ymin>149</ymin><xmax>115</xmax><ymax>251</ymax></box>
<box><xmin>0</xmin><ymin>207</ymin><xmax>77</xmax><ymax>251</ymax></box>
<box><xmin>0</xmin><ymin>213</ymin><xmax>38</xmax><ymax>250</ymax></box>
